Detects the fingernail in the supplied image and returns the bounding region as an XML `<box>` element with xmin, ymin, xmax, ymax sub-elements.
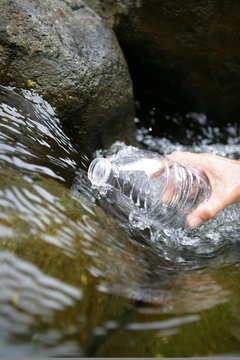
<box><xmin>188</xmin><ymin>216</ymin><xmax>203</xmax><ymax>228</ymax></box>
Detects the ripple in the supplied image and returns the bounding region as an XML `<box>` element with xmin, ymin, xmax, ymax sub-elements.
<box><xmin>0</xmin><ymin>86</ymin><xmax>79</xmax><ymax>183</ymax></box>
<box><xmin>0</xmin><ymin>251</ymin><xmax>82</xmax><ymax>356</ymax></box>
<box><xmin>126</xmin><ymin>315</ymin><xmax>200</xmax><ymax>331</ymax></box>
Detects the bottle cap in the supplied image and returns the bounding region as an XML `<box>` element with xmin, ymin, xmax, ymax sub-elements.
<box><xmin>88</xmin><ymin>158</ymin><xmax>112</xmax><ymax>186</ymax></box>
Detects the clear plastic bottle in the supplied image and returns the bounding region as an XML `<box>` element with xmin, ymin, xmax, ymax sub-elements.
<box><xmin>88</xmin><ymin>148</ymin><xmax>211</xmax><ymax>231</ymax></box>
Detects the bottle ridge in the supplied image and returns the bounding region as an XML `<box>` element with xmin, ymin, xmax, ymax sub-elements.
<box><xmin>88</xmin><ymin>147</ymin><xmax>211</xmax><ymax>231</ymax></box>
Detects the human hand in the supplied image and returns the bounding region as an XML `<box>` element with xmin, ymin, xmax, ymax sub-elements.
<box><xmin>166</xmin><ymin>151</ymin><xmax>240</xmax><ymax>228</ymax></box>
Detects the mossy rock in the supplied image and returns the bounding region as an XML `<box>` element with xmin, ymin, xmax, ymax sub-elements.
<box><xmin>0</xmin><ymin>0</ymin><xmax>135</xmax><ymax>150</ymax></box>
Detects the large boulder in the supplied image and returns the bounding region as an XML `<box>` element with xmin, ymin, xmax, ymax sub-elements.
<box><xmin>87</xmin><ymin>0</ymin><xmax>240</xmax><ymax>124</ymax></box>
<box><xmin>0</xmin><ymin>0</ymin><xmax>135</xmax><ymax>150</ymax></box>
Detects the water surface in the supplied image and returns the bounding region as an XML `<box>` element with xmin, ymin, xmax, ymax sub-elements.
<box><xmin>0</xmin><ymin>85</ymin><xmax>240</xmax><ymax>357</ymax></box>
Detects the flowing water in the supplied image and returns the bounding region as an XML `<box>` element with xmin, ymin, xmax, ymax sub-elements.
<box><xmin>0</xmin><ymin>85</ymin><xmax>240</xmax><ymax>357</ymax></box>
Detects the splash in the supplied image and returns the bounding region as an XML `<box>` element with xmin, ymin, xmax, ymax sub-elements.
<box><xmin>92</xmin><ymin>124</ymin><xmax>240</xmax><ymax>264</ymax></box>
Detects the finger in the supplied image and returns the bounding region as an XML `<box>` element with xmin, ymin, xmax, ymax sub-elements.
<box><xmin>186</xmin><ymin>195</ymin><xmax>224</xmax><ymax>228</ymax></box>
<box><xmin>166</xmin><ymin>150</ymin><xmax>191</xmax><ymax>161</ymax></box>
<box><xmin>166</xmin><ymin>151</ymin><xmax>201</xmax><ymax>166</ymax></box>
<box><xmin>150</xmin><ymin>158</ymin><xmax>175</xmax><ymax>178</ymax></box>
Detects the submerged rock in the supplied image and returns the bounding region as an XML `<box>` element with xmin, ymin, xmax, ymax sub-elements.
<box><xmin>87</xmin><ymin>0</ymin><xmax>240</xmax><ymax>124</ymax></box>
<box><xmin>0</xmin><ymin>0</ymin><xmax>135</xmax><ymax>150</ymax></box>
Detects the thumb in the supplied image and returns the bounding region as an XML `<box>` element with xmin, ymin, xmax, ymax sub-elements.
<box><xmin>186</xmin><ymin>196</ymin><xmax>223</xmax><ymax>228</ymax></box>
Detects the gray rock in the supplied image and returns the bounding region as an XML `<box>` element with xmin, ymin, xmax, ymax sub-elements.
<box><xmin>0</xmin><ymin>0</ymin><xmax>135</xmax><ymax>150</ymax></box>
<box><xmin>88</xmin><ymin>0</ymin><xmax>240</xmax><ymax>124</ymax></box>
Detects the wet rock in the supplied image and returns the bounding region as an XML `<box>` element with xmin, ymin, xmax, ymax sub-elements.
<box><xmin>0</xmin><ymin>0</ymin><xmax>135</xmax><ymax>150</ymax></box>
<box><xmin>87</xmin><ymin>0</ymin><xmax>240</xmax><ymax>124</ymax></box>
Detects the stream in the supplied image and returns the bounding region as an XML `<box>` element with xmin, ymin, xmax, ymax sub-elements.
<box><xmin>0</xmin><ymin>85</ymin><xmax>240</xmax><ymax>357</ymax></box>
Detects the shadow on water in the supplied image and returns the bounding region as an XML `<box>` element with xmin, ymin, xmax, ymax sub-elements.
<box><xmin>0</xmin><ymin>85</ymin><xmax>240</xmax><ymax>356</ymax></box>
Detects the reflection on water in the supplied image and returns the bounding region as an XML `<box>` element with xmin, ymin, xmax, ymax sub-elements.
<box><xmin>0</xmin><ymin>252</ymin><xmax>82</xmax><ymax>357</ymax></box>
<box><xmin>0</xmin><ymin>86</ymin><xmax>78</xmax><ymax>183</ymax></box>
<box><xmin>0</xmin><ymin>85</ymin><xmax>240</xmax><ymax>356</ymax></box>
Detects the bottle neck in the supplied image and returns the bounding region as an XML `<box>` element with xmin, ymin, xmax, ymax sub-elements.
<box><xmin>88</xmin><ymin>158</ymin><xmax>113</xmax><ymax>186</ymax></box>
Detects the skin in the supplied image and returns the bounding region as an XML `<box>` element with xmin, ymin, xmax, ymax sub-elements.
<box><xmin>165</xmin><ymin>151</ymin><xmax>240</xmax><ymax>228</ymax></box>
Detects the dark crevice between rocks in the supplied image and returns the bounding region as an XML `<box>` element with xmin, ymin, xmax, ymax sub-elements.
<box><xmin>123</xmin><ymin>47</ymin><xmax>195</xmax><ymax>112</ymax></box>
<box><xmin>117</xmin><ymin>41</ymin><xmax>240</xmax><ymax>144</ymax></box>
<box><xmin>117</xmin><ymin>44</ymin><xmax>199</xmax><ymax>139</ymax></box>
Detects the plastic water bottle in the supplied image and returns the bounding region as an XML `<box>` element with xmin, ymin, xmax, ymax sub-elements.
<box><xmin>87</xmin><ymin>147</ymin><xmax>211</xmax><ymax>231</ymax></box>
